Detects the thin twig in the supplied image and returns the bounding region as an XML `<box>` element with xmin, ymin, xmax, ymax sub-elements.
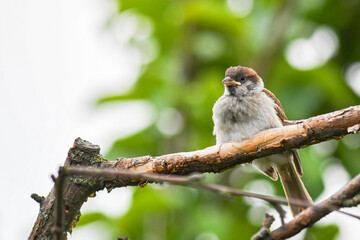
<box><xmin>63</xmin><ymin>167</ymin><xmax>290</xmax><ymax>204</ymax></box>
<box><xmin>337</xmin><ymin>210</ymin><xmax>360</xmax><ymax>220</ymax></box>
<box><xmin>251</xmin><ymin>214</ymin><xmax>275</xmax><ymax>240</ymax></box>
<box><xmin>52</xmin><ymin>171</ymin><xmax>65</xmax><ymax>240</ymax></box>
<box><xmin>30</xmin><ymin>193</ymin><xmax>45</xmax><ymax>206</ymax></box>
<box><xmin>62</xmin><ymin>167</ymin><xmax>359</xmax><ymax>220</ymax></box>
<box><xmin>269</xmin><ymin>202</ymin><xmax>286</xmax><ymax>226</ymax></box>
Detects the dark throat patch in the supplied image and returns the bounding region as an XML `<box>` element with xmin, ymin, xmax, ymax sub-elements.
<box><xmin>228</xmin><ymin>86</ymin><xmax>236</xmax><ymax>95</ymax></box>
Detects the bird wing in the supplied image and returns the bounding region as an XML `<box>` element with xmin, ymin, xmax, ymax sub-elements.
<box><xmin>262</xmin><ymin>88</ymin><xmax>287</xmax><ymax>124</ymax></box>
<box><xmin>262</xmin><ymin>88</ymin><xmax>303</xmax><ymax>176</ymax></box>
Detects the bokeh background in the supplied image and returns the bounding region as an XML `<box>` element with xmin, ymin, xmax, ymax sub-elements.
<box><xmin>1</xmin><ymin>0</ymin><xmax>360</xmax><ymax>239</ymax></box>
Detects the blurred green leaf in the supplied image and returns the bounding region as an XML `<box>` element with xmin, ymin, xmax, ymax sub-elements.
<box><xmin>303</xmin><ymin>224</ymin><xmax>339</xmax><ymax>240</ymax></box>
<box><xmin>105</xmin><ymin>126</ymin><xmax>161</xmax><ymax>159</ymax></box>
<box><xmin>77</xmin><ymin>212</ymin><xmax>108</xmax><ymax>227</ymax></box>
<box><xmin>79</xmin><ymin>0</ymin><xmax>360</xmax><ymax>239</ymax></box>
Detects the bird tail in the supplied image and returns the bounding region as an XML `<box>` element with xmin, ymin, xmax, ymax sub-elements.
<box><xmin>277</xmin><ymin>164</ymin><xmax>313</xmax><ymax>217</ymax></box>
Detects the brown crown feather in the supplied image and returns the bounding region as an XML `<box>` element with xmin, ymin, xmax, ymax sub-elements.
<box><xmin>225</xmin><ymin>66</ymin><xmax>261</xmax><ymax>86</ymax></box>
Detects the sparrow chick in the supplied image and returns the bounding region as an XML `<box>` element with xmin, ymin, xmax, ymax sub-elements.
<box><xmin>212</xmin><ymin>66</ymin><xmax>313</xmax><ymax>216</ymax></box>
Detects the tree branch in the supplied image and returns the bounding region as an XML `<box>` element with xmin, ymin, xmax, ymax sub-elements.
<box><xmin>268</xmin><ymin>173</ymin><xmax>360</xmax><ymax>239</ymax></box>
<box><xmin>104</xmin><ymin>105</ymin><xmax>360</xmax><ymax>179</ymax></box>
<box><xmin>28</xmin><ymin>105</ymin><xmax>360</xmax><ymax>240</ymax></box>
<box><xmin>251</xmin><ymin>214</ymin><xmax>276</xmax><ymax>240</ymax></box>
<box><xmin>56</xmin><ymin>167</ymin><xmax>360</xmax><ymax>240</ymax></box>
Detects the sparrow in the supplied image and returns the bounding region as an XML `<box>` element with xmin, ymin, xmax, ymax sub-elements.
<box><xmin>212</xmin><ymin>66</ymin><xmax>313</xmax><ymax>216</ymax></box>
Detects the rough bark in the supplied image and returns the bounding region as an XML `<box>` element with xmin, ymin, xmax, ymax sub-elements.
<box><xmin>28</xmin><ymin>140</ymin><xmax>104</xmax><ymax>240</ymax></box>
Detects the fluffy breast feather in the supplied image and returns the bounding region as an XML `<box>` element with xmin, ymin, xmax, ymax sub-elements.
<box><xmin>212</xmin><ymin>92</ymin><xmax>282</xmax><ymax>144</ymax></box>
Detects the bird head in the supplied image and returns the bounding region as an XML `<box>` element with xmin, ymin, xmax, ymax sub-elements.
<box><xmin>222</xmin><ymin>66</ymin><xmax>264</xmax><ymax>96</ymax></box>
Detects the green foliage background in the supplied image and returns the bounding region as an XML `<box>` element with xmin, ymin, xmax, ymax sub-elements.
<box><xmin>78</xmin><ymin>0</ymin><xmax>360</xmax><ymax>239</ymax></box>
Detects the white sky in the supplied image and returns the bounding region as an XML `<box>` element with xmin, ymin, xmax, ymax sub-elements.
<box><xmin>0</xmin><ymin>1</ymin><xmax>359</xmax><ymax>240</ymax></box>
<box><xmin>0</xmin><ymin>0</ymin><xmax>150</xmax><ymax>239</ymax></box>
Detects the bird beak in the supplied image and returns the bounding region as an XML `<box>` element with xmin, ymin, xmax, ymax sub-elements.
<box><xmin>222</xmin><ymin>77</ymin><xmax>241</xmax><ymax>87</ymax></box>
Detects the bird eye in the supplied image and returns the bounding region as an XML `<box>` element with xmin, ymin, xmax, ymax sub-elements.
<box><xmin>240</xmin><ymin>76</ymin><xmax>246</xmax><ymax>81</ymax></box>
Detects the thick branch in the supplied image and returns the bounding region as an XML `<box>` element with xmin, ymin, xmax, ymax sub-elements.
<box><xmin>28</xmin><ymin>105</ymin><xmax>360</xmax><ymax>240</ymax></box>
<box><xmin>105</xmin><ymin>105</ymin><xmax>360</xmax><ymax>179</ymax></box>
